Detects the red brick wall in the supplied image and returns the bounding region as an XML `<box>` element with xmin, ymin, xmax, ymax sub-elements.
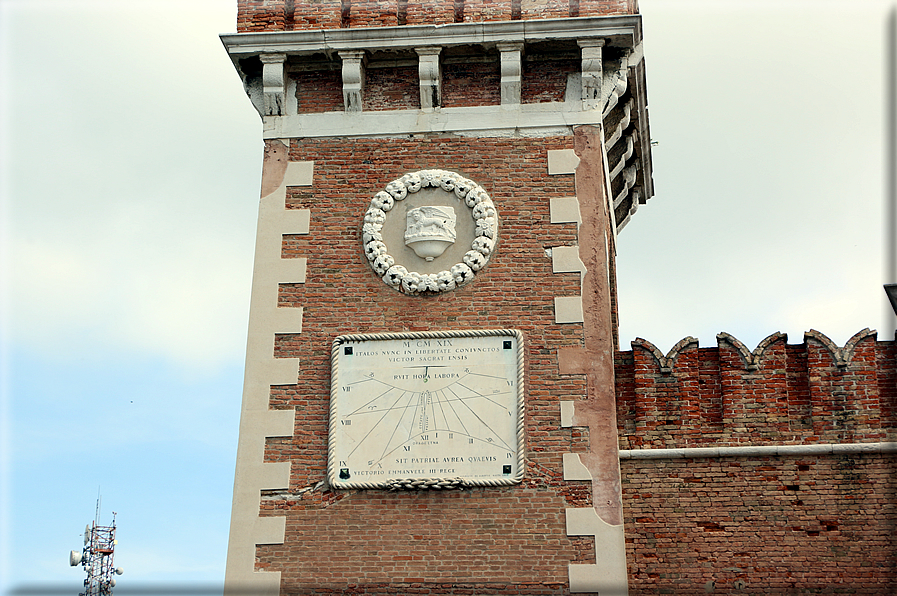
<box><xmin>520</xmin><ymin>0</ymin><xmax>569</xmax><ymax>21</ymax></box>
<box><xmin>343</xmin><ymin>0</ymin><xmax>399</xmax><ymax>28</ymax></box>
<box><xmin>522</xmin><ymin>59</ymin><xmax>578</xmax><ymax>104</ymax></box>
<box><xmin>258</xmin><ymin>490</ymin><xmax>595</xmax><ymax>592</ymax></box>
<box><xmin>237</xmin><ymin>0</ymin><xmax>636</xmax><ymax>31</ymax></box>
<box><xmin>238</xmin><ymin>0</ymin><xmax>288</xmax><ymax>31</ymax></box>
<box><xmin>579</xmin><ymin>0</ymin><xmax>634</xmax><ymax>17</ymax></box>
<box><xmin>294</xmin><ymin>70</ymin><xmax>344</xmax><ymax>113</ymax></box>
<box><xmin>458</xmin><ymin>0</ymin><xmax>512</xmax><ymax>22</ymax></box>
<box><xmin>615</xmin><ymin>334</ymin><xmax>897</xmax><ymax>593</ymax></box>
<box><xmin>363</xmin><ymin>66</ymin><xmax>419</xmax><ymax>111</ymax></box>
<box><xmin>622</xmin><ymin>455</ymin><xmax>896</xmax><ymax>594</ymax></box>
<box><xmin>442</xmin><ymin>62</ymin><xmax>501</xmax><ymax>107</ymax></box>
<box><xmin>402</xmin><ymin>0</ymin><xmax>456</xmax><ymax>26</ymax></box>
<box><xmin>262</xmin><ymin>135</ymin><xmax>597</xmax><ymax>592</ymax></box>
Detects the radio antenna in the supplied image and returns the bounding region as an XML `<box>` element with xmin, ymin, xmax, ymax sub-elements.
<box><xmin>69</xmin><ymin>495</ymin><xmax>123</xmax><ymax>595</ymax></box>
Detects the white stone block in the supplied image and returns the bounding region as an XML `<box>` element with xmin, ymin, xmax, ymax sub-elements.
<box><xmin>548</xmin><ymin>149</ymin><xmax>580</xmax><ymax>175</ymax></box>
<box><xmin>549</xmin><ymin>197</ymin><xmax>581</xmax><ymax>224</ymax></box>
<box><xmin>554</xmin><ymin>296</ymin><xmax>584</xmax><ymax>323</ymax></box>
<box><xmin>560</xmin><ymin>401</ymin><xmax>575</xmax><ymax>428</ymax></box>
<box><xmin>563</xmin><ymin>453</ymin><xmax>592</xmax><ymax>481</ymax></box>
<box><xmin>551</xmin><ymin>245</ymin><xmax>585</xmax><ymax>274</ymax></box>
<box><xmin>283</xmin><ymin>161</ymin><xmax>314</xmax><ymax>187</ymax></box>
<box><xmin>279</xmin><ymin>209</ymin><xmax>311</xmax><ymax>235</ymax></box>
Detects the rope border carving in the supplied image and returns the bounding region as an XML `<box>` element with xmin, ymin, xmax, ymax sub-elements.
<box><xmin>328</xmin><ymin>329</ymin><xmax>525</xmax><ymax>490</ymax></box>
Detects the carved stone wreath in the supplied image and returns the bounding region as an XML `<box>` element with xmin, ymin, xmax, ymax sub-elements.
<box><xmin>362</xmin><ymin>169</ymin><xmax>498</xmax><ymax>294</ymax></box>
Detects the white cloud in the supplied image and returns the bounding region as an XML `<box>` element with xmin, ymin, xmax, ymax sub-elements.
<box><xmin>9</xmin><ymin>206</ymin><xmax>255</xmax><ymax>368</ymax></box>
<box><xmin>3</xmin><ymin>0</ymin><xmax>264</xmax><ymax>370</ymax></box>
<box><xmin>618</xmin><ymin>0</ymin><xmax>892</xmax><ymax>352</ymax></box>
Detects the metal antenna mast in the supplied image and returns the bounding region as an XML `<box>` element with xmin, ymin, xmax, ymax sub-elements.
<box><xmin>69</xmin><ymin>497</ymin><xmax>123</xmax><ymax>595</ymax></box>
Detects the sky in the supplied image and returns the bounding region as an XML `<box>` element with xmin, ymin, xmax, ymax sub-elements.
<box><xmin>0</xmin><ymin>0</ymin><xmax>894</xmax><ymax>594</ymax></box>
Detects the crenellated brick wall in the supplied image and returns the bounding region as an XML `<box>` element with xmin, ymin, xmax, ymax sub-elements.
<box><xmin>614</xmin><ymin>330</ymin><xmax>897</xmax><ymax>594</ymax></box>
<box><xmin>237</xmin><ymin>0</ymin><xmax>637</xmax><ymax>32</ymax></box>
<box><xmin>615</xmin><ymin>329</ymin><xmax>895</xmax><ymax>448</ymax></box>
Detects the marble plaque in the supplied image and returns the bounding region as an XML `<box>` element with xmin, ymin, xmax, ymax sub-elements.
<box><xmin>328</xmin><ymin>330</ymin><xmax>524</xmax><ymax>489</ymax></box>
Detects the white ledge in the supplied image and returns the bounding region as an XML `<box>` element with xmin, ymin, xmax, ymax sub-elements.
<box><xmin>260</xmin><ymin>102</ymin><xmax>602</xmax><ymax>139</ymax></box>
<box><xmin>620</xmin><ymin>442</ymin><xmax>897</xmax><ymax>460</ymax></box>
<box><xmin>221</xmin><ymin>15</ymin><xmax>642</xmax><ymax>57</ymax></box>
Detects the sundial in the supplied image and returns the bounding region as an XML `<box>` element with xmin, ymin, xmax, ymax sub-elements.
<box><xmin>328</xmin><ymin>330</ymin><xmax>524</xmax><ymax>489</ymax></box>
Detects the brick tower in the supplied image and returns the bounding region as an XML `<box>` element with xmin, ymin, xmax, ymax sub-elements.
<box><xmin>221</xmin><ymin>1</ymin><xmax>653</xmax><ymax>594</ymax></box>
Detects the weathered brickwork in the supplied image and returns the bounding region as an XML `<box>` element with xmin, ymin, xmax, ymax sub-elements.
<box><xmin>879</xmin><ymin>342</ymin><xmax>897</xmax><ymax>425</ymax></box>
<box><xmin>268</xmin><ymin>582</ymin><xmax>575</xmax><ymax>595</ymax></box>
<box><xmin>294</xmin><ymin>69</ymin><xmax>344</xmax><ymax>113</ymax></box>
<box><xmin>257</xmin><ymin>489</ymin><xmax>594</xmax><ymax>590</ymax></box>
<box><xmin>578</xmin><ymin>0</ymin><xmax>633</xmax><ymax>17</ymax></box>
<box><xmin>260</xmin><ymin>135</ymin><xmax>601</xmax><ymax>591</ymax></box>
<box><xmin>615</xmin><ymin>332</ymin><xmax>896</xmax><ymax>448</ymax></box>
<box><xmin>520</xmin><ymin>0</ymin><xmax>570</xmax><ymax>21</ymax></box>
<box><xmin>621</xmin><ymin>455</ymin><xmax>896</xmax><ymax>595</ymax></box>
<box><xmin>401</xmin><ymin>0</ymin><xmax>456</xmax><ymax>26</ymax></box>
<box><xmin>457</xmin><ymin>0</ymin><xmax>512</xmax><ymax>23</ymax></box>
<box><xmin>442</xmin><ymin>62</ymin><xmax>501</xmax><ymax>108</ymax></box>
<box><xmin>344</xmin><ymin>0</ymin><xmax>400</xmax><ymax>28</ymax></box>
<box><xmin>237</xmin><ymin>0</ymin><xmax>289</xmax><ymax>31</ymax></box>
<box><xmin>237</xmin><ymin>0</ymin><xmax>636</xmax><ymax>32</ymax></box>
<box><xmin>363</xmin><ymin>66</ymin><xmax>419</xmax><ymax>111</ymax></box>
<box><xmin>521</xmin><ymin>59</ymin><xmax>578</xmax><ymax>104</ymax></box>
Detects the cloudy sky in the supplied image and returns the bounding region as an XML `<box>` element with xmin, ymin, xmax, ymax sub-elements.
<box><xmin>1</xmin><ymin>0</ymin><xmax>893</xmax><ymax>593</ymax></box>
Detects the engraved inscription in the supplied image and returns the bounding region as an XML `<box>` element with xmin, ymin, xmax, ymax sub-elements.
<box><xmin>330</xmin><ymin>331</ymin><xmax>523</xmax><ymax>488</ymax></box>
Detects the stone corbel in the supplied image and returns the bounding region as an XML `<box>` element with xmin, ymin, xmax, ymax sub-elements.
<box><xmin>260</xmin><ymin>53</ymin><xmax>287</xmax><ymax>116</ymax></box>
<box><xmin>577</xmin><ymin>39</ymin><xmax>604</xmax><ymax>111</ymax></box>
<box><xmin>496</xmin><ymin>42</ymin><xmax>524</xmax><ymax>105</ymax></box>
<box><xmin>339</xmin><ymin>50</ymin><xmax>366</xmax><ymax>112</ymax></box>
<box><xmin>415</xmin><ymin>47</ymin><xmax>442</xmax><ymax>109</ymax></box>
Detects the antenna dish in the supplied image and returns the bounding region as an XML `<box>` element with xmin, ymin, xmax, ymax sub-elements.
<box><xmin>70</xmin><ymin>550</ymin><xmax>82</xmax><ymax>566</ymax></box>
<box><xmin>115</xmin><ymin>567</ymin><xmax>124</xmax><ymax>575</ymax></box>
<box><xmin>84</xmin><ymin>525</ymin><xmax>90</xmax><ymax>545</ymax></box>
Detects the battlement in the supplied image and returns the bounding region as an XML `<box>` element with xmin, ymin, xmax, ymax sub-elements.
<box><xmin>237</xmin><ymin>0</ymin><xmax>638</xmax><ymax>32</ymax></box>
<box><xmin>615</xmin><ymin>329</ymin><xmax>897</xmax><ymax>448</ymax></box>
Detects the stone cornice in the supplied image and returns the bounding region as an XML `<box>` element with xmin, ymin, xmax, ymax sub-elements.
<box><xmin>221</xmin><ymin>14</ymin><xmax>654</xmax><ymax>227</ymax></box>
<box><xmin>220</xmin><ymin>15</ymin><xmax>643</xmax><ymax>57</ymax></box>
<box><xmin>260</xmin><ymin>102</ymin><xmax>604</xmax><ymax>139</ymax></box>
